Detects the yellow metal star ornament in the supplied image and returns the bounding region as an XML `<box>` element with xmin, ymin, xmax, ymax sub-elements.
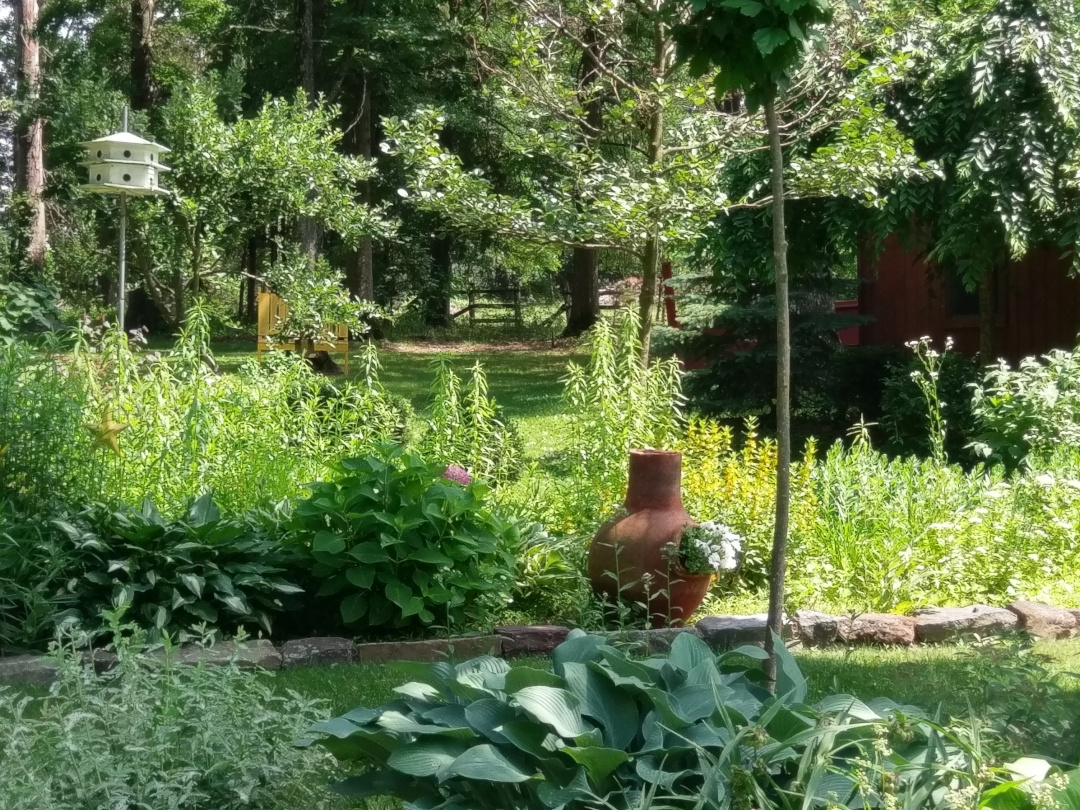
<box><xmin>86</xmin><ymin>407</ymin><xmax>129</xmax><ymax>455</ymax></box>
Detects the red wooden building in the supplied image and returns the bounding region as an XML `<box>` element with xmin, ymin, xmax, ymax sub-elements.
<box><xmin>857</xmin><ymin>236</ymin><xmax>1080</xmax><ymax>363</ymax></box>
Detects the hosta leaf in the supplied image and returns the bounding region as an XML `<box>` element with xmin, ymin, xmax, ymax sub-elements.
<box><xmin>635</xmin><ymin>755</ymin><xmax>689</xmax><ymax>790</ymax></box>
<box><xmin>187</xmin><ymin>601</ymin><xmax>218</xmax><ymax>622</ymax></box>
<box><xmin>537</xmin><ymin>769</ymin><xmax>590</xmax><ymax>809</ymax></box>
<box><xmin>501</xmin><ymin>719</ymin><xmax>562</xmax><ymax>758</ymax></box>
<box><xmin>672</xmin><ymin>683</ymin><xmax>718</xmax><ymax>723</ymax></box>
<box><xmin>310</xmin><ymin>716</ymin><xmax>363</xmax><ymax>738</ymax></box>
<box><xmin>332</xmin><ymin>770</ymin><xmax>422</xmax><ymax>799</ymax></box>
<box><xmin>551</xmin><ymin>632</ymin><xmax>605</xmax><ymax>677</ymax></box>
<box><xmin>563</xmin><ymin>663</ymin><xmax>638</xmax><ymax>750</ymax></box>
<box><xmin>505</xmin><ymin>667</ymin><xmax>565</xmax><ymax>692</ymax></box>
<box><xmin>378</xmin><ymin>710</ymin><xmax>476</xmax><ymax>738</ymax></box>
<box><xmin>668</xmin><ymin>631</ymin><xmax>714</xmax><ymax>673</ymax></box>
<box><xmin>560</xmin><ymin>745</ymin><xmax>628</xmax><ymax>782</ymax></box>
<box><xmin>772</xmin><ymin>632</ymin><xmax>807</xmax><ymax>704</ymax></box>
<box><xmin>388</xmin><ymin>738</ymin><xmax>467</xmax><ymax>777</ymax></box>
<box><xmin>465</xmin><ymin>699</ymin><xmax>517</xmax><ymax>743</ymax></box>
<box><xmin>1054</xmin><ymin>768</ymin><xmax>1080</xmax><ymax>810</ymax></box>
<box><xmin>440</xmin><ymin>744</ymin><xmax>532</xmax><ymax>783</ymax></box>
<box><xmin>513</xmin><ymin>686</ymin><xmax>590</xmax><ymax>738</ymax></box>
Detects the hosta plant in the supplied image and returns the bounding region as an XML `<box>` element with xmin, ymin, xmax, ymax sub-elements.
<box><xmin>306</xmin><ymin>630</ymin><xmax>1042</xmax><ymax>810</ymax></box>
<box><xmin>55</xmin><ymin>494</ymin><xmax>302</xmax><ymax>641</ymax></box>
<box><xmin>291</xmin><ymin>445</ymin><xmax>519</xmax><ymax>631</ymax></box>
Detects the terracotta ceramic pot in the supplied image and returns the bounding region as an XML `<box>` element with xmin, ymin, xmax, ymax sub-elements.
<box><xmin>588</xmin><ymin>450</ymin><xmax>712</xmax><ymax>628</ymax></box>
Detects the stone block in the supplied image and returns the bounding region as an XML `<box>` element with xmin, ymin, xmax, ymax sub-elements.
<box><xmin>1007</xmin><ymin>600</ymin><xmax>1077</xmax><ymax>639</ymax></box>
<box><xmin>914</xmin><ymin>605</ymin><xmax>1019</xmax><ymax>643</ymax></box>
<box><xmin>0</xmin><ymin>654</ymin><xmax>59</xmax><ymax>686</ymax></box>
<box><xmin>171</xmin><ymin>639</ymin><xmax>283</xmax><ymax>670</ymax></box>
<box><xmin>495</xmin><ymin>625</ymin><xmax>570</xmax><ymax>657</ymax></box>
<box><xmin>697</xmin><ymin>614</ymin><xmax>768</xmax><ymax>648</ymax></box>
<box><xmin>791</xmin><ymin>610</ymin><xmax>840</xmax><ymax>646</ymax></box>
<box><xmin>354</xmin><ymin>636</ymin><xmax>501</xmax><ymax>665</ymax></box>
<box><xmin>837</xmin><ymin>614</ymin><xmax>916</xmax><ymax>646</ymax></box>
<box><xmin>280</xmin><ymin>637</ymin><xmax>355</xmax><ymax>668</ymax></box>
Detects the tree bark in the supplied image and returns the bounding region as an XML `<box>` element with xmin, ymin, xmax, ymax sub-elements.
<box><xmin>425</xmin><ymin>234</ymin><xmax>453</xmax><ymax>328</ymax></box>
<box><xmin>130</xmin><ymin>0</ymin><xmax>156</xmax><ymax>112</ymax></box>
<box><xmin>297</xmin><ymin>0</ymin><xmax>320</xmax><ymax>265</ymax></box>
<box><xmin>762</xmin><ymin>96</ymin><xmax>791</xmax><ymax>695</ymax></box>
<box><xmin>563</xmin><ymin>24</ymin><xmax>605</xmax><ymax>338</ymax></box>
<box><xmin>565</xmin><ymin>247</ymin><xmax>600</xmax><ymax>336</ymax></box>
<box><xmin>344</xmin><ymin>54</ymin><xmax>374</xmax><ymax>300</ymax></box>
<box><xmin>978</xmin><ymin>271</ymin><xmax>995</xmax><ymax>362</ymax></box>
<box><xmin>13</xmin><ymin>0</ymin><xmax>46</xmax><ymax>274</ymax></box>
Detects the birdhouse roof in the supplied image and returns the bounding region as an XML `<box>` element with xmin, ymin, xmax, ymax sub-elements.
<box><xmin>80</xmin><ymin>130</ymin><xmax>171</xmax><ymax>153</ymax></box>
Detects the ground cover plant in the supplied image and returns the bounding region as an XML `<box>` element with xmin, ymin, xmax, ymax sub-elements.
<box><xmin>0</xmin><ymin>613</ymin><xmax>341</xmax><ymax>810</ymax></box>
<box><xmin>306</xmin><ymin>630</ymin><xmax>1080</xmax><ymax>810</ymax></box>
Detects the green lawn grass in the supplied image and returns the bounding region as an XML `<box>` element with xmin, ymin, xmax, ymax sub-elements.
<box><xmin>204</xmin><ymin>338</ymin><xmax>585</xmax><ymax>459</ymax></box>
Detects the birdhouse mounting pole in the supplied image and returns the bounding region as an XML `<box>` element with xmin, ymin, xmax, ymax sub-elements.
<box><xmin>117</xmin><ymin>105</ymin><xmax>129</xmax><ymax>334</ymax></box>
<box><xmin>118</xmin><ymin>193</ymin><xmax>127</xmax><ymax>334</ymax></box>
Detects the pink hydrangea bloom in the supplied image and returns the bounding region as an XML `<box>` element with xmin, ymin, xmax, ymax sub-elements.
<box><xmin>442</xmin><ymin>464</ymin><xmax>472</xmax><ymax>485</ymax></box>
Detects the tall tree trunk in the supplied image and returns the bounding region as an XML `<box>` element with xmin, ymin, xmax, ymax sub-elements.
<box><xmin>130</xmin><ymin>0</ymin><xmax>155</xmax><ymax>112</ymax></box>
<box><xmin>425</xmin><ymin>234</ymin><xmax>453</xmax><ymax>328</ymax></box>
<box><xmin>14</xmin><ymin>0</ymin><xmax>46</xmax><ymax>274</ymax></box>
<box><xmin>978</xmin><ymin>271</ymin><xmax>995</xmax><ymax>362</ymax></box>
<box><xmin>344</xmin><ymin>52</ymin><xmax>374</xmax><ymax>300</ymax></box>
<box><xmin>563</xmin><ymin>24</ymin><xmax>605</xmax><ymax>337</ymax></box>
<box><xmin>565</xmin><ymin>247</ymin><xmax>600</xmax><ymax>336</ymax></box>
<box><xmin>297</xmin><ymin>0</ymin><xmax>319</xmax><ymax>265</ymax></box>
<box><xmin>636</xmin><ymin>14</ymin><xmax>670</xmax><ymax>363</ymax></box>
<box><xmin>762</xmin><ymin>97</ymin><xmax>791</xmax><ymax>694</ymax></box>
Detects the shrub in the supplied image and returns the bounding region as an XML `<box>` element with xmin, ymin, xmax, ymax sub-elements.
<box><xmin>0</xmin><ymin>501</ymin><xmax>80</xmax><ymax>651</ymax></box>
<box><xmin>0</xmin><ymin>614</ymin><xmax>339</xmax><ymax>810</ymax></box>
<box><xmin>680</xmin><ymin>417</ymin><xmax>817</xmax><ymax>590</ymax></box>
<box><xmin>55</xmin><ymin>494</ymin><xmax>303</xmax><ymax>642</ymax></box>
<box><xmin>971</xmin><ymin>346</ymin><xmax>1080</xmax><ymax>470</ymax></box>
<box><xmin>307</xmin><ymin>629</ymin><xmax>1047</xmax><ymax>810</ymax></box>
<box><xmin>542</xmin><ymin>309</ymin><xmax>683</xmax><ymax>534</ymax></box>
<box><xmin>879</xmin><ymin>339</ymin><xmax>979</xmax><ymax>461</ymax></box>
<box><xmin>504</xmin><ymin>524</ymin><xmax>599</xmax><ymax>628</ymax></box>
<box><xmin>291</xmin><ymin>446</ymin><xmax>520</xmax><ymax>632</ymax></box>
<box><xmin>419</xmin><ymin>358</ymin><xmax>523</xmax><ymax>486</ymax></box>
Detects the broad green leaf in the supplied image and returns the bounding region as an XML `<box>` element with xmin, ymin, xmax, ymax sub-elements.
<box><xmin>668</xmin><ymin>631</ymin><xmax>714</xmax><ymax>673</ymax></box>
<box><xmin>506</xmin><ymin>667</ymin><xmax>565</xmax><ymax>692</ymax></box>
<box><xmin>180</xmin><ymin>572</ymin><xmax>204</xmax><ymax>598</ymax></box>
<box><xmin>385</xmin><ymin>580</ymin><xmax>415</xmax><ymax>609</ymax></box>
<box><xmin>1054</xmin><ymin>768</ymin><xmax>1080</xmax><ymax>810</ymax></box>
<box><xmin>772</xmin><ymin>632</ymin><xmax>807</xmax><ymax>704</ymax></box>
<box><xmin>340</xmin><ymin>593</ymin><xmax>367</xmax><ymax>623</ymax></box>
<box><xmin>440</xmin><ymin>744</ymin><xmax>532</xmax><ymax>783</ymax></box>
<box><xmin>551</xmin><ymin>632</ymin><xmax>605</xmax><ymax>677</ymax></box>
<box><xmin>388</xmin><ymin>738</ymin><xmax>466</xmax><ymax>776</ymax></box>
<box><xmin>722</xmin><ymin>0</ymin><xmax>762</xmax><ymax>15</ymax></box>
<box><xmin>560</xmin><ymin>745</ymin><xmax>628</xmax><ymax>782</ymax></box>
<box><xmin>513</xmin><ymin>686</ymin><xmax>590</xmax><ymax>738</ymax></box>
<box><xmin>314</xmin><ymin>530</ymin><xmax>346</xmax><ymax>555</ymax></box>
<box><xmin>378</xmin><ymin>710</ymin><xmax>476</xmax><ymax>738</ymax></box>
<box><xmin>465</xmin><ymin>699</ymin><xmax>517</xmax><ymax>743</ymax></box>
<box><xmin>753</xmin><ymin>27</ymin><xmax>790</xmax><ymax>56</ymax></box>
<box><xmin>563</xmin><ymin>663</ymin><xmax>638</xmax><ymax>750</ymax></box>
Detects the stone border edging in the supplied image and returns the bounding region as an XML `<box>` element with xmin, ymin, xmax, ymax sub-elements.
<box><xmin>2</xmin><ymin>600</ymin><xmax>1078</xmax><ymax>686</ymax></box>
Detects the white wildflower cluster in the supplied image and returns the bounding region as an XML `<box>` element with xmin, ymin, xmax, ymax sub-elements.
<box><xmin>693</xmin><ymin>520</ymin><xmax>742</xmax><ymax>573</ymax></box>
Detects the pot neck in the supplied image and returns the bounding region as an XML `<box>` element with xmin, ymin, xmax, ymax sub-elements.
<box><xmin>624</xmin><ymin>451</ymin><xmax>683</xmax><ymax>512</ymax></box>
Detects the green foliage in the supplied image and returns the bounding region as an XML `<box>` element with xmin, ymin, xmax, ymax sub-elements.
<box><xmin>0</xmin><ymin>281</ymin><xmax>61</xmax><ymax>344</ymax></box>
<box><xmin>880</xmin><ymin>340</ymin><xmax>979</xmax><ymax>461</ymax></box>
<box><xmin>263</xmin><ymin>249</ymin><xmax>380</xmax><ymax>346</ymax></box>
<box><xmin>547</xmin><ymin>310</ymin><xmax>683</xmax><ymax>533</ymax></box>
<box><xmin>53</xmin><ymin>494</ymin><xmax>302</xmax><ymax>642</ymax></box>
<box><xmin>505</xmin><ymin>525</ymin><xmax>599</xmax><ymax>629</ymax></box>
<box><xmin>868</xmin><ymin>0</ymin><xmax>1080</xmax><ymax>284</ymax></box>
<box><xmin>0</xmin><ymin>613</ymin><xmax>339</xmax><ymax>810</ymax></box>
<box><xmin>0</xmin><ymin>340</ymin><xmax>95</xmax><ymax>509</ymax></box>
<box><xmin>0</xmin><ymin>502</ymin><xmax>80</xmax><ymax>652</ymax></box>
<box><xmin>291</xmin><ymin>446</ymin><xmax>520</xmax><ymax>632</ymax></box>
<box><xmin>675</xmin><ymin>0</ymin><xmax>832</xmax><ymax>110</ymax></box>
<box><xmin>970</xmin><ymin>345</ymin><xmax>1080</xmax><ymax>470</ymax></box>
<box><xmin>308</xmin><ymin>629</ymin><xmax>1032</xmax><ymax>810</ymax></box>
<box><xmin>419</xmin><ymin>358</ymin><xmax>524</xmax><ymax>486</ymax></box>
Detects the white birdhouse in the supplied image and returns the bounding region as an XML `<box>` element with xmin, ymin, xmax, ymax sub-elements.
<box><xmin>80</xmin><ymin>131</ymin><xmax>171</xmax><ymax>196</ymax></box>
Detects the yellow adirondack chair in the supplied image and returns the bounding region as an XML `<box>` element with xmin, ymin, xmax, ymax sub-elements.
<box><xmin>256</xmin><ymin>291</ymin><xmax>350</xmax><ymax>374</ymax></box>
